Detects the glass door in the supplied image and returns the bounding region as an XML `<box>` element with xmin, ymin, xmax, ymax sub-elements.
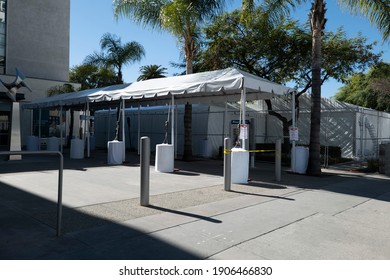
<box><xmin>0</xmin><ymin>111</ymin><xmax>10</xmax><ymax>148</ymax></box>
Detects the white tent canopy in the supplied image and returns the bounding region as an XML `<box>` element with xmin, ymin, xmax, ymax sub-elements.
<box><xmin>22</xmin><ymin>67</ymin><xmax>297</xmax><ymax>171</ymax></box>
<box><xmin>23</xmin><ymin>68</ymin><xmax>293</xmax><ymax>109</ymax></box>
<box><xmin>23</xmin><ymin>84</ymin><xmax>130</xmax><ymax>109</ymax></box>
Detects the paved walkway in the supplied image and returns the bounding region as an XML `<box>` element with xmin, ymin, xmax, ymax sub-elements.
<box><xmin>1</xmin><ymin>151</ymin><xmax>389</xmax><ymax>259</ymax></box>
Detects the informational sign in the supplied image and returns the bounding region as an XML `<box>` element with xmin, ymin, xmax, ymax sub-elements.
<box><xmin>231</xmin><ymin>120</ymin><xmax>250</xmax><ymax>125</ymax></box>
<box><xmin>240</xmin><ymin>124</ymin><xmax>248</xmax><ymax>140</ymax></box>
<box><xmin>289</xmin><ymin>127</ymin><xmax>299</xmax><ymax>141</ymax></box>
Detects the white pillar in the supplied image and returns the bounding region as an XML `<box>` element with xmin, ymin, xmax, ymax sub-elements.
<box><xmin>9</xmin><ymin>102</ymin><xmax>22</xmax><ymax>160</ymax></box>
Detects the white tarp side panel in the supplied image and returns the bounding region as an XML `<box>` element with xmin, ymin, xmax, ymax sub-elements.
<box><xmin>94</xmin><ymin>105</ymin><xmax>211</xmax><ymax>155</ymax></box>
<box><xmin>264</xmin><ymin>114</ymin><xmax>284</xmax><ymax>142</ymax></box>
<box><xmin>244</xmin><ymin>100</ymin><xmax>288</xmax><ymax>143</ymax></box>
<box><xmin>247</xmin><ymin>94</ymin><xmax>390</xmax><ymax>159</ymax></box>
<box><xmin>356</xmin><ymin>110</ymin><xmax>379</xmax><ymax>159</ymax></box>
<box><xmin>322</xmin><ymin>111</ymin><xmax>355</xmax><ymax>158</ymax></box>
<box><xmin>204</xmin><ymin>105</ymin><xmax>225</xmax><ymax>157</ymax></box>
<box><xmin>354</xmin><ymin>108</ymin><xmax>390</xmax><ymax>160</ymax></box>
<box><xmin>94</xmin><ymin>110</ymin><xmax>121</xmax><ymax>146</ymax></box>
<box><xmin>250</xmin><ymin>95</ymin><xmax>357</xmax><ymax>157</ymax></box>
<box><xmin>93</xmin><ymin>91</ymin><xmax>390</xmax><ymax>160</ymax></box>
<box><xmin>378</xmin><ymin>111</ymin><xmax>390</xmax><ymax>143</ymax></box>
<box><xmin>192</xmin><ymin>106</ymin><xmax>211</xmax><ymax>156</ymax></box>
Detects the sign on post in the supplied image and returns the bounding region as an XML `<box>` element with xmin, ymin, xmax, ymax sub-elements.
<box><xmin>240</xmin><ymin>124</ymin><xmax>248</xmax><ymax>140</ymax></box>
<box><xmin>289</xmin><ymin>127</ymin><xmax>299</xmax><ymax>141</ymax></box>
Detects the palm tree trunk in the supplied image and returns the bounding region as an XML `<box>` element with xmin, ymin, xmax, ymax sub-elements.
<box><xmin>307</xmin><ymin>0</ymin><xmax>326</xmax><ymax>176</ymax></box>
<box><xmin>117</xmin><ymin>67</ymin><xmax>123</xmax><ymax>84</ymax></box>
<box><xmin>183</xmin><ymin>37</ymin><xmax>195</xmax><ymax>161</ymax></box>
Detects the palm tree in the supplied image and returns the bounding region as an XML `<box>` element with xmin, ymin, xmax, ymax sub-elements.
<box><xmin>84</xmin><ymin>33</ymin><xmax>145</xmax><ymax>84</ymax></box>
<box><xmin>113</xmin><ymin>0</ymin><xmax>225</xmax><ymax>160</ymax></box>
<box><xmin>137</xmin><ymin>64</ymin><xmax>168</xmax><ymax>81</ymax></box>
<box><xmin>243</xmin><ymin>0</ymin><xmax>389</xmax><ymax>175</ymax></box>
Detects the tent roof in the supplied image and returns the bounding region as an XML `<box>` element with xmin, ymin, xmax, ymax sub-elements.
<box><xmin>23</xmin><ymin>83</ymin><xmax>130</xmax><ymax>109</ymax></box>
<box><xmin>23</xmin><ymin>68</ymin><xmax>293</xmax><ymax>109</ymax></box>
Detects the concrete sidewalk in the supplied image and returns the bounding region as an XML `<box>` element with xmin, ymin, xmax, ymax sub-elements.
<box><xmin>1</xmin><ymin>151</ymin><xmax>390</xmax><ymax>259</ymax></box>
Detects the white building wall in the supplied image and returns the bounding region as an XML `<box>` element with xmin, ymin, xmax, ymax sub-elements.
<box><xmin>6</xmin><ymin>0</ymin><xmax>70</xmax><ymax>81</ymax></box>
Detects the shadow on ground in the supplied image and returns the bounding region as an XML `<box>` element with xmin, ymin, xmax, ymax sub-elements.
<box><xmin>0</xmin><ymin>180</ymin><xmax>202</xmax><ymax>260</ymax></box>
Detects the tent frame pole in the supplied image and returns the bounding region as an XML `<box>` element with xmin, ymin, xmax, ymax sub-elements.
<box><xmin>122</xmin><ymin>99</ymin><xmax>126</xmax><ymax>161</ymax></box>
<box><xmin>60</xmin><ymin>106</ymin><xmax>63</xmax><ymax>153</ymax></box>
<box><xmin>138</xmin><ymin>104</ymin><xmax>141</xmax><ymax>155</ymax></box>
<box><xmin>241</xmin><ymin>87</ymin><xmax>247</xmax><ymax>150</ymax></box>
<box><xmin>291</xmin><ymin>91</ymin><xmax>296</xmax><ymax>172</ymax></box>
<box><xmin>171</xmin><ymin>95</ymin><xmax>175</xmax><ymax>152</ymax></box>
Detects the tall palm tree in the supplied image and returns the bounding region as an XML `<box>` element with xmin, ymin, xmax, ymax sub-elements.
<box><xmin>244</xmin><ymin>0</ymin><xmax>389</xmax><ymax>175</ymax></box>
<box><xmin>137</xmin><ymin>64</ymin><xmax>168</xmax><ymax>81</ymax></box>
<box><xmin>113</xmin><ymin>0</ymin><xmax>225</xmax><ymax>160</ymax></box>
<box><xmin>84</xmin><ymin>33</ymin><xmax>145</xmax><ymax>84</ymax></box>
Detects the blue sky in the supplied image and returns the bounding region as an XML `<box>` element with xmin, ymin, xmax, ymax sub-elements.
<box><xmin>70</xmin><ymin>0</ymin><xmax>389</xmax><ymax>98</ymax></box>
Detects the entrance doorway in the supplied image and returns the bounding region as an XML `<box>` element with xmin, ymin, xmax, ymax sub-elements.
<box><xmin>0</xmin><ymin>111</ymin><xmax>10</xmax><ymax>149</ymax></box>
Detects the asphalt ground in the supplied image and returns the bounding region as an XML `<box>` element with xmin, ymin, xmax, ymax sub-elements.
<box><xmin>1</xmin><ymin>150</ymin><xmax>389</xmax><ymax>260</ymax></box>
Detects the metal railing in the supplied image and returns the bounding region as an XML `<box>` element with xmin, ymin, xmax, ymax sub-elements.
<box><xmin>0</xmin><ymin>151</ymin><xmax>63</xmax><ymax>237</ymax></box>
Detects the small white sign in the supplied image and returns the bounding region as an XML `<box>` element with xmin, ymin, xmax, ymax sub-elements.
<box><xmin>240</xmin><ymin>124</ymin><xmax>248</xmax><ymax>140</ymax></box>
<box><xmin>289</xmin><ymin>127</ymin><xmax>299</xmax><ymax>141</ymax></box>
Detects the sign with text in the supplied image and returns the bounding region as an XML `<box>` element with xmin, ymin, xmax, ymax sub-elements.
<box><xmin>240</xmin><ymin>124</ymin><xmax>248</xmax><ymax>140</ymax></box>
<box><xmin>289</xmin><ymin>127</ymin><xmax>299</xmax><ymax>141</ymax></box>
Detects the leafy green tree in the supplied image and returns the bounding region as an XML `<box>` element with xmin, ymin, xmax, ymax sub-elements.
<box><xmin>84</xmin><ymin>33</ymin><xmax>145</xmax><ymax>84</ymax></box>
<box><xmin>69</xmin><ymin>64</ymin><xmax>117</xmax><ymax>90</ymax></box>
<box><xmin>199</xmin><ymin>8</ymin><xmax>380</xmax><ymax>153</ymax></box>
<box><xmin>137</xmin><ymin>64</ymin><xmax>168</xmax><ymax>81</ymax></box>
<box><xmin>47</xmin><ymin>83</ymin><xmax>76</xmax><ymax>97</ymax></box>
<box><xmin>242</xmin><ymin>0</ymin><xmax>390</xmax><ymax>175</ymax></box>
<box><xmin>335</xmin><ymin>62</ymin><xmax>390</xmax><ymax>112</ymax></box>
<box><xmin>113</xmin><ymin>0</ymin><xmax>225</xmax><ymax>160</ymax></box>
<box><xmin>199</xmin><ymin>8</ymin><xmax>310</xmax><ymax>83</ymax></box>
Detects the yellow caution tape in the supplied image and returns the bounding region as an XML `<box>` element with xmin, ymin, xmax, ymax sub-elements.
<box><xmin>224</xmin><ymin>149</ymin><xmax>276</xmax><ymax>154</ymax></box>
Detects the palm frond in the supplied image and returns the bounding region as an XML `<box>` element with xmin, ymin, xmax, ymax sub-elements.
<box><xmin>339</xmin><ymin>0</ymin><xmax>390</xmax><ymax>42</ymax></box>
<box><xmin>83</xmin><ymin>51</ymin><xmax>107</xmax><ymax>67</ymax></box>
<box><xmin>245</xmin><ymin>0</ymin><xmax>307</xmax><ymax>27</ymax></box>
<box><xmin>120</xmin><ymin>41</ymin><xmax>146</xmax><ymax>66</ymax></box>
<box><xmin>113</xmin><ymin>0</ymin><xmax>166</xmax><ymax>29</ymax></box>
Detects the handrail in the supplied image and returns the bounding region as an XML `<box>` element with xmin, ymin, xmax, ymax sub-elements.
<box><xmin>0</xmin><ymin>151</ymin><xmax>63</xmax><ymax>237</ymax></box>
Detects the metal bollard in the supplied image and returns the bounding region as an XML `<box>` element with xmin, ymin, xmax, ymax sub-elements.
<box><xmin>140</xmin><ymin>136</ymin><xmax>150</xmax><ymax>206</ymax></box>
<box><xmin>224</xmin><ymin>137</ymin><xmax>232</xmax><ymax>191</ymax></box>
<box><xmin>275</xmin><ymin>139</ymin><xmax>282</xmax><ymax>182</ymax></box>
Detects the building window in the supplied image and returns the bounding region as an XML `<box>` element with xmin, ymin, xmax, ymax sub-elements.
<box><xmin>0</xmin><ymin>0</ymin><xmax>6</xmax><ymax>74</ymax></box>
